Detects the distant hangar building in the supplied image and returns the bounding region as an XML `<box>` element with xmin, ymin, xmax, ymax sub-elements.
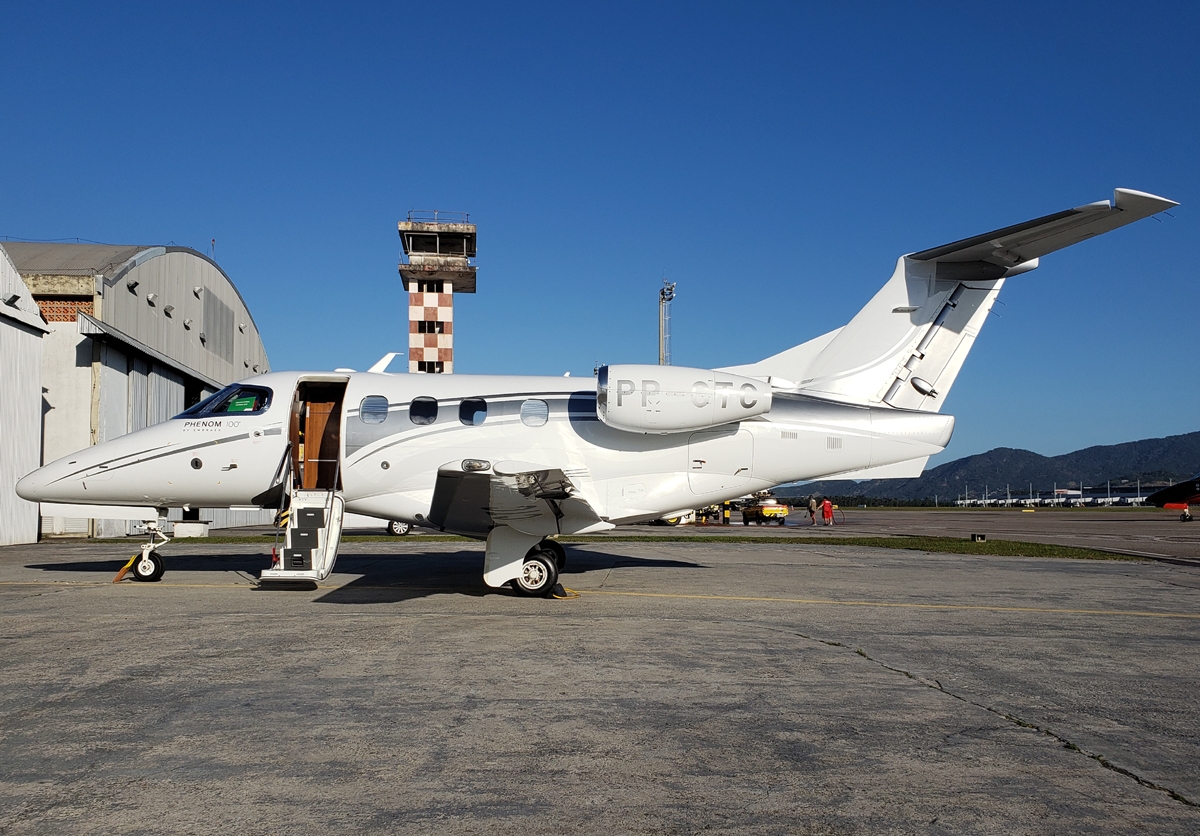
<box><xmin>1</xmin><ymin>242</ymin><xmax>272</xmax><ymax>537</ymax></box>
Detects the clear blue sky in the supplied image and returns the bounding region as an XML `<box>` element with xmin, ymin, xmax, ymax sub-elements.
<box><xmin>3</xmin><ymin>1</ymin><xmax>1196</xmax><ymax>465</ymax></box>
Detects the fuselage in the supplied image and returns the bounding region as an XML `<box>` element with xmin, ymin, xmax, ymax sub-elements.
<box><xmin>17</xmin><ymin>369</ymin><xmax>954</xmax><ymax>532</ymax></box>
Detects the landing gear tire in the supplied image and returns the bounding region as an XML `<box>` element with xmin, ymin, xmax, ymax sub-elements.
<box><xmin>662</xmin><ymin>516</ymin><xmax>681</xmax><ymax>527</ymax></box>
<box><xmin>1182</xmin><ymin>512</ymin><xmax>1194</xmax><ymax>523</ymax></box>
<box><xmin>131</xmin><ymin>552</ymin><xmax>165</xmax><ymax>582</ymax></box>
<box><xmin>513</xmin><ymin>552</ymin><xmax>559</xmax><ymax>597</ymax></box>
<box><xmin>387</xmin><ymin>520</ymin><xmax>412</xmax><ymax>536</ymax></box>
<box><xmin>537</xmin><ymin>539</ymin><xmax>567</xmax><ymax>572</ymax></box>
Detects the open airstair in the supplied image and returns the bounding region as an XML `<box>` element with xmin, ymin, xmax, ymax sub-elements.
<box><xmin>261</xmin><ymin>487</ymin><xmax>345</xmax><ymax>582</ymax></box>
<box><xmin>261</xmin><ymin>377</ymin><xmax>349</xmax><ymax>582</ymax></box>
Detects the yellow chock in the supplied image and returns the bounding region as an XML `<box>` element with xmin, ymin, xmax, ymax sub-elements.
<box><xmin>112</xmin><ymin>554</ymin><xmax>138</xmax><ymax>583</ymax></box>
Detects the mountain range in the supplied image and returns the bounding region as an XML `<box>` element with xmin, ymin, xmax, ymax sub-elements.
<box><xmin>785</xmin><ymin>430</ymin><xmax>1200</xmax><ymax>502</ymax></box>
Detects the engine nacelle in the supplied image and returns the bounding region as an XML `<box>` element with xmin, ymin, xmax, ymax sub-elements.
<box><xmin>597</xmin><ymin>364</ymin><xmax>772</xmax><ymax>434</ymax></box>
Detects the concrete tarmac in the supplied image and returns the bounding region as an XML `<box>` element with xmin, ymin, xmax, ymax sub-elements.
<box><xmin>591</xmin><ymin>507</ymin><xmax>1200</xmax><ymax>561</ymax></box>
<box><xmin>2</xmin><ymin>535</ymin><xmax>1199</xmax><ymax>834</ymax></box>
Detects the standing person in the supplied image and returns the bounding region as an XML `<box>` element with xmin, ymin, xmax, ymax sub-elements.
<box><xmin>808</xmin><ymin>495</ymin><xmax>818</xmax><ymax>525</ymax></box>
<box><xmin>821</xmin><ymin>497</ymin><xmax>834</xmax><ymax>526</ymax></box>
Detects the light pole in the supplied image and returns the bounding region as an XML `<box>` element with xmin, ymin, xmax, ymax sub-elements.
<box><xmin>658</xmin><ymin>279</ymin><xmax>676</xmax><ymax>366</ymax></box>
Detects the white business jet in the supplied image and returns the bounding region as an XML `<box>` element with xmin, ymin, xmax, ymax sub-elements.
<box><xmin>17</xmin><ymin>189</ymin><xmax>1176</xmax><ymax>595</ymax></box>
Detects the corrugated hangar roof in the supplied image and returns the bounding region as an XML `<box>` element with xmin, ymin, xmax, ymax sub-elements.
<box><xmin>1</xmin><ymin>242</ymin><xmax>148</xmax><ymax>277</ymax></box>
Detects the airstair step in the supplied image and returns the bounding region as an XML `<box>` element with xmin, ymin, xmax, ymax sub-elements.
<box><xmin>284</xmin><ymin>548</ymin><xmax>312</xmax><ymax>570</ymax></box>
<box><xmin>261</xmin><ymin>488</ymin><xmax>345</xmax><ymax>583</ymax></box>
<box><xmin>295</xmin><ymin>508</ymin><xmax>325</xmax><ymax>528</ymax></box>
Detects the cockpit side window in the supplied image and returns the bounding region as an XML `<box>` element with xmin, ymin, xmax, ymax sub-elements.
<box><xmin>175</xmin><ymin>385</ymin><xmax>273</xmax><ymax>418</ymax></box>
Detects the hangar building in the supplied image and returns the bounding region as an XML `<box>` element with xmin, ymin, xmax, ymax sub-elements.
<box><xmin>0</xmin><ymin>245</ymin><xmax>49</xmax><ymax>545</ymax></box>
<box><xmin>2</xmin><ymin>242</ymin><xmax>272</xmax><ymax>537</ymax></box>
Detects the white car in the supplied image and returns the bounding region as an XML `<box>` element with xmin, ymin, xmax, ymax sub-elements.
<box><xmin>342</xmin><ymin>512</ymin><xmax>411</xmax><ymax>536</ymax></box>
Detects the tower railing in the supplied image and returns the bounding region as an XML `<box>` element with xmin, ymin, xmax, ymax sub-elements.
<box><xmin>405</xmin><ymin>209</ymin><xmax>471</xmax><ymax>224</ymax></box>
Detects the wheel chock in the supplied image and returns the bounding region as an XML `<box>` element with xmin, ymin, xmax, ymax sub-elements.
<box><xmin>112</xmin><ymin>554</ymin><xmax>139</xmax><ymax>583</ymax></box>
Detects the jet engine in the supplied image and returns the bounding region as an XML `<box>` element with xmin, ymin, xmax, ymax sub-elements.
<box><xmin>597</xmin><ymin>364</ymin><xmax>772</xmax><ymax>434</ymax></box>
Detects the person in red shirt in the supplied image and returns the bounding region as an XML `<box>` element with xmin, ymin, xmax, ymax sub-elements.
<box><xmin>821</xmin><ymin>498</ymin><xmax>834</xmax><ymax>526</ymax></box>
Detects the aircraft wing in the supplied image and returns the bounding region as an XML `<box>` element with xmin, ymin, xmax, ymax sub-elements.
<box><xmin>427</xmin><ymin>460</ymin><xmax>610</xmax><ymax>538</ymax></box>
<box><xmin>909</xmin><ymin>189</ymin><xmax>1177</xmax><ymax>267</ymax></box>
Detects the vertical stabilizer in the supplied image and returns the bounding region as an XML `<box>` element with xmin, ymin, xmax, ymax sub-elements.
<box><xmin>797</xmin><ymin>256</ymin><xmax>1012</xmax><ymax>411</ymax></box>
<box><xmin>724</xmin><ymin>189</ymin><xmax>1176</xmax><ymax>412</ymax></box>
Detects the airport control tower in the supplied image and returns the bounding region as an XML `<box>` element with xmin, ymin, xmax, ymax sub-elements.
<box><xmin>398</xmin><ymin>210</ymin><xmax>476</xmax><ymax>373</ymax></box>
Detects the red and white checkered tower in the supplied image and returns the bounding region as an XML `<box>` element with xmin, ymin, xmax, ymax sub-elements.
<box><xmin>398</xmin><ymin>211</ymin><xmax>477</xmax><ymax>373</ymax></box>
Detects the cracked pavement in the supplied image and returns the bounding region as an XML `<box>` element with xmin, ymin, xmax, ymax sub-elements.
<box><xmin>1</xmin><ymin>537</ymin><xmax>1198</xmax><ymax>834</ymax></box>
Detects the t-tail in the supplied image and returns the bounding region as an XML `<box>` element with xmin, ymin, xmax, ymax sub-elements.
<box><xmin>724</xmin><ymin>188</ymin><xmax>1176</xmax><ymax>410</ymax></box>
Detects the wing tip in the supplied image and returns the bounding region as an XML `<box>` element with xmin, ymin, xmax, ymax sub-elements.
<box><xmin>1114</xmin><ymin>188</ymin><xmax>1179</xmax><ymax>213</ymax></box>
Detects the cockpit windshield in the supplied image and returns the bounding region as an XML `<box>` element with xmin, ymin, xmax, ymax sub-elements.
<box><xmin>175</xmin><ymin>385</ymin><xmax>273</xmax><ymax>418</ymax></box>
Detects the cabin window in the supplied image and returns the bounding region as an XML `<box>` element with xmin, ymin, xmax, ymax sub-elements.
<box><xmin>359</xmin><ymin>396</ymin><xmax>389</xmax><ymax>424</ymax></box>
<box><xmin>459</xmin><ymin>398</ymin><xmax>487</xmax><ymax>426</ymax></box>
<box><xmin>520</xmin><ymin>399</ymin><xmax>549</xmax><ymax>427</ymax></box>
<box><xmin>409</xmin><ymin>397</ymin><xmax>438</xmax><ymax>425</ymax></box>
<box><xmin>175</xmin><ymin>384</ymin><xmax>272</xmax><ymax>418</ymax></box>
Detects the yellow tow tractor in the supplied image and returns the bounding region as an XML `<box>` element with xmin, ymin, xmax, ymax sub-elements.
<box><xmin>740</xmin><ymin>493</ymin><xmax>789</xmax><ymax>526</ymax></box>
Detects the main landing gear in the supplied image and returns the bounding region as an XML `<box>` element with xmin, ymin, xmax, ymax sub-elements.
<box><xmin>1182</xmin><ymin>511</ymin><xmax>1194</xmax><ymax>523</ymax></box>
<box><xmin>512</xmin><ymin>540</ymin><xmax>567</xmax><ymax>597</ymax></box>
<box><xmin>113</xmin><ymin>519</ymin><xmax>171</xmax><ymax>583</ymax></box>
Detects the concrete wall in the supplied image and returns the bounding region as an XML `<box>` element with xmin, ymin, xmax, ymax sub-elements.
<box><xmin>93</xmin><ymin>344</ymin><xmax>130</xmax><ymax>539</ymax></box>
<box><xmin>37</xmin><ymin>323</ymin><xmax>98</xmax><ymax>535</ymax></box>
<box><xmin>41</xmin><ymin>323</ymin><xmax>94</xmax><ymax>461</ymax></box>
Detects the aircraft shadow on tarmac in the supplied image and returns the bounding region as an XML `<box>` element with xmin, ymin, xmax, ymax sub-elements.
<box><xmin>312</xmin><ymin>548</ymin><xmax>705</xmax><ymax>605</ymax></box>
<box><xmin>24</xmin><ymin>547</ymin><xmax>703</xmax><ymax>604</ymax></box>
<box><xmin>25</xmin><ymin>552</ymin><xmax>272</xmax><ymax>577</ymax></box>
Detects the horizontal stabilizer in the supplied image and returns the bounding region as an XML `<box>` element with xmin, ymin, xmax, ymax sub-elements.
<box><xmin>910</xmin><ymin>189</ymin><xmax>1176</xmax><ymax>267</ymax></box>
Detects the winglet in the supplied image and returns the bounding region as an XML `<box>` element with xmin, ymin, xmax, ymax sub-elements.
<box><xmin>1113</xmin><ymin>188</ymin><xmax>1178</xmax><ymax>215</ymax></box>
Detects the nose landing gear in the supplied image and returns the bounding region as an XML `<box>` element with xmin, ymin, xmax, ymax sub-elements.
<box><xmin>113</xmin><ymin>519</ymin><xmax>171</xmax><ymax>583</ymax></box>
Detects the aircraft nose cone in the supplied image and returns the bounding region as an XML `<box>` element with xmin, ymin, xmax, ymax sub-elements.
<box><xmin>15</xmin><ymin>468</ymin><xmax>49</xmax><ymax>502</ymax></box>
